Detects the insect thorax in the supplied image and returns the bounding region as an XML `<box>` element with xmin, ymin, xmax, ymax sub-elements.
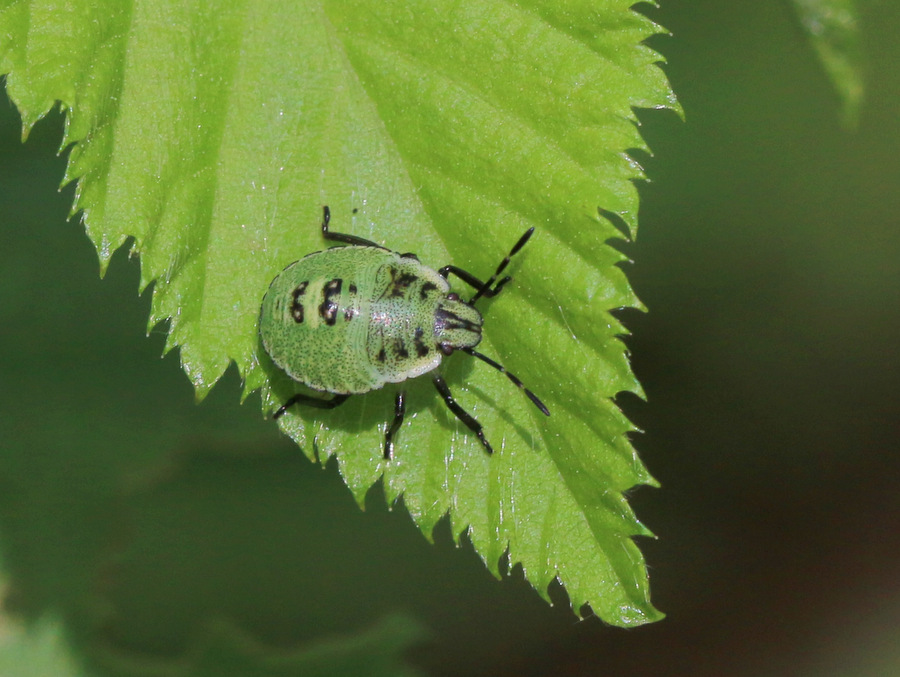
<box><xmin>364</xmin><ymin>258</ymin><xmax>482</xmax><ymax>384</ymax></box>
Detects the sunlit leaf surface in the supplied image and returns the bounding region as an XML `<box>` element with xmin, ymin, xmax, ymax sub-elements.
<box><xmin>0</xmin><ymin>0</ymin><xmax>676</xmax><ymax>625</ymax></box>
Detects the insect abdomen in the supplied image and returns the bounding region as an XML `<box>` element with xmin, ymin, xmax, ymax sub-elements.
<box><xmin>260</xmin><ymin>248</ymin><xmax>386</xmax><ymax>394</ymax></box>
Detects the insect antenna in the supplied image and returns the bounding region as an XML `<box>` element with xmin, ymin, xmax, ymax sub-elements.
<box><xmin>470</xmin><ymin>227</ymin><xmax>535</xmax><ymax>305</ymax></box>
<box><xmin>461</xmin><ymin>347</ymin><xmax>550</xmax><ymax>416</ymax></box>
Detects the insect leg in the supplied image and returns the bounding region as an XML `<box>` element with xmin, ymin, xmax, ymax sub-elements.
<box><xmin>438</xmin><ymin>265</ymin><xmax>512</xmax><ymax>299</ymax></box>
<box><xmin>320</xmin><ymin>205</ymin><xmax>386</xmax><ymax>249</ymax></box>
<box><xmin>383</xmin><ymin>391</ymin><xmax>406</xmax><ymax>459</ymax></box>
<box><xmin>273</xmin><ymin>392</ymin><xmax>351</xmax><ymax>419</ymax></box>
<box><xmin>432</xmin><ymin>374</ymin><xmax>493</xmax><ymax>454</ymax></box>
<box><xmin>469</xmin><ymin>227</ymin><xmax>535</xmax><ymax>304</ymax></box>
<box><xmin>438</xmin><ymin>227</ymin><xmax>535</xmax><ymax>304</ymax></box>
<box><xmin>462</xmin><ymin>347</ymin><xmax>550</xmax><ymax>416</ymax></box>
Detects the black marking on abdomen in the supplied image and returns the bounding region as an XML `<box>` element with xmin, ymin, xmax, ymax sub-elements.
<box><xmin>394</xmin><ymin>338</ymin><xmax>409</xmax><ymax>359</ymax></box>
<box><xmin>319</xmin><ymin>278</ymin><xmax>342</xmax><ymax>326</ymax></box>
<box><xmin>344</xmin><ymin>282</ymin><xmax>359</xmax><ymax>321</ymax></box>
<box><xmin>420</xmin><ymin>281</ymin><xmax>438</xmax><ymax>300</ymax></box>
<box><xmin>413</xmin><ymin>327</ymin><xmax>430</xmax><ymax>357</ymax></box>
<box><xmin>291</xmin><ymin>281</ymin><xmax>309</xmax><ymax>323</ymax></box>
<box><xmin>389</xmin><ymin>268</ymin><xmax>418</xmax><ymax>298</ymax></box>
<box><xmin>377</xmin><ymin>347</ymin><xmax>387</xmax><ymax>363</ymax></box>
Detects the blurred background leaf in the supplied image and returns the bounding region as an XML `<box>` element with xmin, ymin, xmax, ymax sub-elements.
<box><xmin>0</xmin><ymin>551</ymin><xmax>85</xmax><ymax>677</ymax></box>
<box><xmin>0</xmin><ymin>615</ymin><xmax>87</xmax><ymax>677</ymax></box>
<box><xmin>788</xmin><ymin>0</ymin><xmax>863</xmax><ymax>125</ymax></box>
<box><xmin>94</xmin><ymin>615</ymin><xmax>426</xmax><ymax>677</ymax></box>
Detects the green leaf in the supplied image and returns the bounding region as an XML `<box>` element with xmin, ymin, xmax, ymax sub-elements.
<box><xmin>0</xmin><ymin>544</ymin><xmax>423</xmax><ymax>677</ymax></box>
<box><xmin>0</xmin><ymin>615</ymin><xmax>87</xmax><ymax>677</ymax></box>
<box><xmin>789</xmin><ymin>0</ymin><xmax>864</xmax><ymax>125</ymax></box>
<box><xmin>0</xmin><ymin>0</ymin><xmax>675</xmax><ymax>625</ymax></box>
<box><xmin>94</xmin><ymin>615</ymin><xmax>426</xmax><ymax>677</ymax></box>
<box><xmin>0</xmin><ymin>556</ymin><xmax>86</xmax><ymax>677</ymax></box>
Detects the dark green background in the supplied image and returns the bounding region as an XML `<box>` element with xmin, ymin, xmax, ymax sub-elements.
<box><xmin>2</xmin><ymin>1</ymin><xmax>898</xmax><ymax>675</ymax></box>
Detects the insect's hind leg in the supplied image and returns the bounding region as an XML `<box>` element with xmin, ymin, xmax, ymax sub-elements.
<box><xmin>273</xmin><ymin>392</ymin><xmax>350</xmax><ymax>419</ymax></box>
<box><xmin>432</xmin><ymin>374</ymin><xmax>493</xmax><ymax>454</ymax></box>
<box><xmin>320</xmin><ymin>205</ymin><xmax>385</xmax><ymax>249</ymax></box>
<box><xmin>383</xmin><ymin>391</ymin><xmax>406</xmax><ymax>459</ymax></box>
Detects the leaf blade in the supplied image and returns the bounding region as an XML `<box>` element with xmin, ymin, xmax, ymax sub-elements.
<box><xmin>789</xmin><ymin>0</ymin><xmax>864</xmax><ymax>125</ymax></box>
<box><xmin>0</xmin><ymin>0</ymin><xmax>675</xmax><ymax>626</ymax></box>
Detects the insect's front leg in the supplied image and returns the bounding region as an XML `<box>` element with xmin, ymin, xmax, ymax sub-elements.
<box><xmin>432</xmin><ymin>374</ymin><xmax>493</xmax><ymax>454</ymax></box>
<box><xmin>439</xmin><ymin>227</ymin><xmax>534</xmax><ymax>304</ymax></box>
<box><xmin>438</xmin><ymin>265</ymin><xmax>512</xmax><ymax>299</ymax></box>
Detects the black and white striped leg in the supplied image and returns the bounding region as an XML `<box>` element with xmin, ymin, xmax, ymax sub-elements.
<box><xmin>384</xmin><ymin>391</ymin><xmax>406</xmax><ymax>459</ymax></box>
<box><xmin>438</xmin><ymin>227</ymin><xmax>535</xmax><ymax>305</ymax></box>
<box><xmin>432</xmin><ymin>374</ymin><xmax>493</xmax><ymax>454</ymax></box>
<box><xmin>274</xmin><ymin>392</ymin><xmax>350</xmax><ymax>419</ymax></box>
<box><xmin>438</xmin><ymin>265</ymin><xmax>512</xmax><ymax>299</ymax></box>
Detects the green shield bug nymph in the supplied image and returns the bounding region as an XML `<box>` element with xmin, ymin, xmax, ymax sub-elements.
<box><xmin>259</xmin><ymin>206</ymin><xmax>549</xmax><ymax>459</ymax></box>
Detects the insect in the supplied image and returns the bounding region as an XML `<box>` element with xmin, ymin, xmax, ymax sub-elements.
<box><xmin>259</xmin><ymin>206</ymin><xmax>549</xmax><ymax>458</ymax></box>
